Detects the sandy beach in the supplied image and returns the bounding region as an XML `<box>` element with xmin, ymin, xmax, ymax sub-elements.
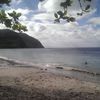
<box><xmin>0</xmin><ymin>58</ymin><xmax>100</xmax><ymax>100</ymax></box>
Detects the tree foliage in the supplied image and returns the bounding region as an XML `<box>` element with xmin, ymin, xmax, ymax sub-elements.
<box><xmin>54</xmin><ymin>0</ymin><xmax>92</xmax><ymax>23</ymax></box>
<box><xmin>0</xmin><ymin>0</ymin><xmax>11</xmax><ymax>6</ymax></box>
<box><xmin>0</xmin><ymin>0</ymin><xmax>27</xmax><ymax>32</ymax></box>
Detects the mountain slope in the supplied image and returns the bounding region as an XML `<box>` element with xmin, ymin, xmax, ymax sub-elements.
<box><xmin>0</xmin><ymin>29</ymin><xmax>44</xmax><ymax>48</ymax></box>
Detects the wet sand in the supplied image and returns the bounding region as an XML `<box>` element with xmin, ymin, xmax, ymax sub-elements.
<box><xmin>0</xmin><ymin>59</ymin><xmax>100</xmax><ymax>100</ymax></box>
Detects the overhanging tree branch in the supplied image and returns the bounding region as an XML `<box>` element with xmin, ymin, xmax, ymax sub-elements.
<box><xmin>0</xmin><ymin>0</ymin><xmax>27</xmax><ymax>32</ymax></box>
<box><xmin>54</xmin><ymin>0</ymin><xmax>92</xmax><ymax>23</ymax></box>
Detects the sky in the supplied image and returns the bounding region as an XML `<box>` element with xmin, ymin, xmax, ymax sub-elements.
<box><xmin>0</xmin><ymin>0</ymin><xmax>100</xmax><ymax>48</ymax></box>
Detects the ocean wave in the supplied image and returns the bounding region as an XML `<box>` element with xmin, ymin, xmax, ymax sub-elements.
<box><xmin>0</xmin><ymin>56</ymin><xmax>33</xmax><ymax>67</ymax></box>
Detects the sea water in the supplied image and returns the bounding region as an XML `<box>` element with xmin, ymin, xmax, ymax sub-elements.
<box><xmin>0</xmin><ymin>48</ymin><xmax>100</xmax><ymax>83</ymax></box>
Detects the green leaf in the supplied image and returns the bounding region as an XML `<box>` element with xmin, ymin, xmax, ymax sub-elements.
<box><xmin>63</xmin><ymin>10</ymin><xmax>67</xmax><ymax>15</ymax></box>
<box><xmin>85</xmin><ymin>5</ymin><xmax>90</xmax><ymax>10</ymax></box>
<box><xmin>0</xmin><ymin>0</ymin><xmax>11</xmax><ymax>6</ymax></box>
<box><xmin>0</xmin><ymin>10</ymin><xmax>8</xmax><ymax>23</ymax></box>
<box><xmin>86</xmin><ymin>0</ymin><xmax>92</xmax><ymax>2</ymax></box>
<box><xmin>0</xmin><ymin>10</ymin><xmax>7</xmax><ymax>17</ymax></box>
<box><xmin>62</xmin><ymin>16</ymin><xmax>69</xmax><ymax>20</ymax></box>
<box><xmin>12</xmin><ymin>24</ymin><xmax>18</xmax><ymax>30</ymax></box>
<box><xmin>57</xmin><ymin>11</ymin><xmax>64</xmax><ymax>18</ymax></box>
<box><xmin>54</xmin><ymin>13</ymin><xmax>58</xmax><ymax>18</ymax></box>
<box><xmin>4</xmin><ymin>19</ymin><xmax>12</xmax><ymax>28</ymax></box>
<box><xmin>8</xmin><ymin>11</ymin><xmax>21</xmax><ymax>22</ymax></box>
<box><xmin>69</xmin><ymin>17</ymin><xmax>75</xmax><ymax>22</ymax></box>
<box><xmin>16</xmin><ymin>13</ymin><xmax>21</xmax><ymax>17</ymax></box>
<box><xmin>12</xmin><ymin>23</ymin><xmax>27</xmax><ymax>32</ymax></box>
<box><xmin>77</xmin><ymin>12</ymin><xmax>83</xmax><ymax>16</ymax></box>
<box><xmin>21</xmin><ymin>25</ymin><xmax>27</xmax><ymax>32</ymax></box>
<box><xmin>60</xmin><ymin>2</ymin><xmax>67</xmax><ymax>9</ymax></box>
<box><xmin>54</xmin><ymin>19</ymin><xmax>60</xmax><ymax>23</ymax></box>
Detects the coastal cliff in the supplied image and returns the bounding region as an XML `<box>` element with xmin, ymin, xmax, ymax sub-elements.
<box><xmin>0</xmin><ymin>29</ymin><xmax>44</xmax><ymax>48</ymax></box>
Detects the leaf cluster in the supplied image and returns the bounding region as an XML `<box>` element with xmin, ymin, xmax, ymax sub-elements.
<box><xmin>0</xmin><ymin>0</ymin><xmax>27</xmax><ymax>32</ymax></box>
<box><xmin>54</xmin><ymin>0</ymin><xmax>92</xmax><ymax>23</ymax></box>
<box><xmin>0</xmin><ymin>0</ymin><xmax>11</xmax><ymax>7</ymax></box>
<box><xmin>54</xmin><ymin>10</ymin><xmax>75</xmax><ymax>23</ymax></box>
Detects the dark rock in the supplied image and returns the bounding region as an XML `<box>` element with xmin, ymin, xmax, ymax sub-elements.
<box><xmin>0</xmin><ymin>29</ymin><xmax>44</xmax><ymax>48</ymax></box>
<box><xmin>56</xmin><ymin>67</ymin><xmax>63</xmax><ymax>69</ymax></box>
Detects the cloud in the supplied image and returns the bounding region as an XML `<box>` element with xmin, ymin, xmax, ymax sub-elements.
<box><xmin>21</xmin><ymin>0</ymin><xmax>97</xmax><ymax>48</ymax></box>
<box><xmin>1</xmin><ymin>0</ymin><xmax>99</xmax><ymax>48</ymax></box>
<box><xmin>30</xmin><ymin>0</ymin><xmax>97</xmax><ymax>27</ymax></box>
<box><xmin>6</xmin><ymin>8</ymin><xmax>32</xmax><ymax>21</ymax></box>
<box><xmin>0</xmin><ymin>24</ymin><xmax>7</xmax><ymax>29</ymax></box>
<box><xmin>32</xmin><ymin>13</ymin><xmax>54</xmax><ymax>22</ymax></box>
<box><xmin>88</xmin><ymin>17</ymin><xmax>100</xmax><ymax>25</ymax></box>
<box><xmin>18</xmin><ymin>0</ymin><xmax>99</xmax><ymax>48</ymax></box>
<box><xmin>7</xmin><ymin>8</ymin><xmax>32</xmax><ymax>15</ymax></box>
<box><xmin>11</xmin><ymin>0</ymin><xmax>23</xmax><ymax>6</ymax></box>
<box><xmin>38</xmin><ymin>0</ymin><xmax>66</xmax><ymax>12</ymax></box>
<box><xmin>38</xmin><ymin>0</ymin><xmax>96</xmax><ymax>16</ymax></box>
<box><xmin>22</xmin><ymin>18</ymin><xmax>100</xmax><ymax>48</ymax></box>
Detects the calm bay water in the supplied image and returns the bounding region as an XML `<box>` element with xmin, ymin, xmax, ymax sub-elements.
<box><xmin>0</xmin><ymin>48</ymin><xmax>100</xmax><ymax>83</ymax></box>
<box><xmin>0</xmin><ymin>48</ymin><xmax>100</xmax><ymax>71</ymax></box>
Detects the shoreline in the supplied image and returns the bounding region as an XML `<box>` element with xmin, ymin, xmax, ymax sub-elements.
<box><xmin>0</xmin><ymin>58</ymin><xmax>100</xmax><ymax>99</ymax></box>
<box><xmin>0</xmin><ymin>57</ymin><xmax>100</xmax><ymax>83</ymax></box>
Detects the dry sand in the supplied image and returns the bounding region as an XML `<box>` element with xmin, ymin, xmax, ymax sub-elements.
<box><xmin>0</xmin><ymin>66</ymin><xmax>100</xmax><ymax>100</ymax></box>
